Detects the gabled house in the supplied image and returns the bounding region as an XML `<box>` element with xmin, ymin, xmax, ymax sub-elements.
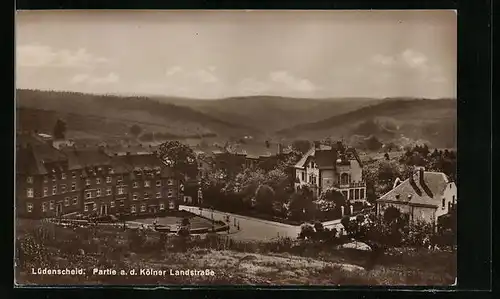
<box><xmin>293</xmin><ymin>141</ymin><xmax>366</xmax><ymax>202</ymax></box>
<box><xmin>376</xmin><ymin>167</ymin><xmax>457</xmax><ymax>225</ymax></box>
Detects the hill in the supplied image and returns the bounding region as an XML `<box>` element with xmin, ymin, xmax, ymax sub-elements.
<box><xmin>15</xmin><ymin>89</ymin><xmax>260</xmax><ymax>141</ymax></box>
<box><xmin>277</xmin><ymin>99</ymin><xmax>457</xmax><ymax>148</ymax></box>
<box><xmin>151</xmin><ymin>95</ymin><xmax>381</xmax><ymax>133</ymax></box>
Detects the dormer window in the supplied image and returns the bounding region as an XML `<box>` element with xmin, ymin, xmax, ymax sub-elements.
<box><xmin>395</xmin><ymin>194</ymin><xmax>400</xmax><ymax>200</ymax></box>
<box><xmin>109</xmin><ymin>168</ymin><xmax>114</xmax><ymax>174</ymax></box>
<box><xmin>26</xmin><ymin>176</ymin><xmax>33</xmax><ymax>184</ymax></box>
<box><xmin>61</xmin><ymin>173</ymin><xmax>66</xmax><ymax>180</ymax></box>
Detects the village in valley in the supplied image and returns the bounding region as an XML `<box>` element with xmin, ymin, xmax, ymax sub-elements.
<box><xmin>15</xmin><ymin>10</ymin><xmax>457</xmax><ymax>286</ymax></box>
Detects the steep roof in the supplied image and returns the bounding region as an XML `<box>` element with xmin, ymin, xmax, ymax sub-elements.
<box><xmin>377</xmin><ymin>171</ymin><xmax>450</xmax><ymax>207</ymax></box>
<box><xmin>16</xmin><ymin>133</ymin><xmax>67</xmax><ymax>175</ymax></box>
<box><xmin>294</xmin><ymin>147</ymin><xmax>315</xmax><ymax>169</ymax></box>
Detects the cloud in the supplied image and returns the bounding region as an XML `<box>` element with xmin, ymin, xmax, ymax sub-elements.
<box><xmin>166</xmin><ymin>66</ymin><xmax>182</xmax><ymax>76</ymax></box>
<box><xmin>165</xmin><ymin>66</ymin><xmax>219</xmax><ymax>84</ymax></box>
<box><xmin>401</xmin><ymin>49</ymin><xmax>428</xmax><ymax>68</ymax></box>
<box><xmin>70</xmin><ymin>72</ymin><xmax>119</xmax><ymax>85</ymax></box>
<box><xmin>17</xmin><ymin>44</ymin><xmax>109</xmax><ymax>69</ymax></box>
<box><xmin>371</xmin><ymin>54</ymin><xmax>396</xmax><ymax>66</ymax></box>
<box><xmin>269</xmin><ymin>71</ymin><xmax>316</xmax><ymax>92</ymax></box>
<box><xmin>237</xmin><ymin>77</ymin><xmax>270</xmax><ymax>95</ymax></box>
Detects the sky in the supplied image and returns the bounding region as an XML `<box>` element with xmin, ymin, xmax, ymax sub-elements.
<box><xmin>16</xmin><ymin>10</ymin><xmax>457</xmax><ymax>99</ymax></box>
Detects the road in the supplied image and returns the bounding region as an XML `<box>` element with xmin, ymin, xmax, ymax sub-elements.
<box><xmin>179</xmin><ymin>205</ymin><xmax>301</xmax><ymax>241</ymax></box>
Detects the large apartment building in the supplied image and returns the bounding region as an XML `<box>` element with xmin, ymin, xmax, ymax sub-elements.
<box><xmin>293</xmin><ymin>141</ymin><xmax>366</xmax><ymax>202</ymax></box>
<box><xmin>16</xmin><ymin>133</ymin><xmax>181</xmax><ymax>219</ymax></box>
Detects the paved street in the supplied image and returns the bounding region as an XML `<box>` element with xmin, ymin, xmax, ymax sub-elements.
<box><xmin>179</xmin><ymin>205</ymin><xmax>301</xmax><ymax>241</ymax></box>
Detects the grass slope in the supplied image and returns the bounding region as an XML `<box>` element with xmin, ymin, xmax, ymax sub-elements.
<box><xmin>16</xmin><ymin>89</ymin><xmax>259</xmax><ymax>140</ymax></box>
<box><xmin>277</xmin><ymin>99</ymin><xmax>457</xmax><ymax>148</ymax></box>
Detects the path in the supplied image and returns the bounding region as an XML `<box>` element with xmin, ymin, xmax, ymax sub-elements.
<box><xmin>179</xmin><ymin>205</ymin><xmax>301</xmax><ymax>241</ymax></box>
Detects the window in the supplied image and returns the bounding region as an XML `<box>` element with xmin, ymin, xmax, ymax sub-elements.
<box><xmin>72</xmin><ymin>172</ymin><xmax>76</xmax><ymax>179</ymax></box>
<box><xmin>140</xmin><ymin>204</ymin><xmax>146</xmax><ymax>212</ymax></box>
<box><xmin>167</xmin><ymin>179</ymin><xmax>173</xmax><ymax>186</ymax></box>
<box><xmin>27</xmin><ymin>203</ymin><xmax>33</xmax><ymax>213</ymax></box>
<box><xmin>71</xmin><ymin>182</ymin><xmax>76</xmax><ymax>191</ymax></box>
<box><xmin>43</xmin><ymin>187</ymin><xmax>48</xmax><ymax>197</ymax></box>
<box><xmin>61</xmin><ymin>173</ymin><xmax>66</xmax><ymax>180</ymax></box>
<box><xmin>442</xmin><ymin>198</ymin><xmax>445</xmax><ymax>209</ymax></box>
<box><xmin>61</xmin><ymin>184</ymin><xmax>66</xmax><ymax>193</ymax></box>
<box><xmin>156</xmin><ymin>180</ymin><xmax>161</xmax><ymax>187</ymax></box>
<box><xmin>452</xmin><ymin>195</ymin><xmax>456</xmax><ymax>204</ymax></box>
<box><xmin>340</xmin><ymin>173</ymin><xmax>349</xmax><ymax>185</ymax></box>
<box><xmin>117</xmin><ymin>187</ymin><xmax>124</xmax><ymax>195</ymax></box>
<box><xmin>110</xmin><ymin>201</ymin><xmax>115</xmax><ymax>208</ymax></box>
<box><xmin>156</xmin><ymin>192</ymin><xmax>161</xmax><ymax>199</ymax></box>
<box><xmin>96</xmin><ymin>188</ymin><xmax>101</xmax><ymax>197</ymax></box>
<box><xmin>301</xmin><ymin>172</ymin><xmax>305</xmax><ymax>181</ymax></box>
<box><xmin>144</xmin><ymin>192</ymin><xmax>149</xmax><ymax>200</ymax></box>
<box><xmin>26</xmin><ymin>188</ymin><xmax>34</xmax><ymax>198</ymax></box>
<box><xmin>64</xmin><ymin>197</ymin><xmax>70</xmax><ymax>206</ymax></box>
<box><xmin>133</xmin><ymin>193</ymin><xmax>138</xmax><ymax>201</ymax></box>
<box><xmin>73</xmin><ymin>197</ymin><xmax>78</xmax><ymax>205</ymax></box>
<box><xmin>109</xmin><ymin>168</ymin><xmax>114</xmax><ymax>174</ymax></box>
<box><xmin>133</xmin><ymin>182</ymin><xmax>138</xmax><ymax>188</ymax></box>
<box><xmin>52</xmin><ymin>185</ymin><xmax>57</xmax><ymax>195</ymax></box>
<box><xmin>93</xmin><ymin>203</ymin><xmax>97</xmax><ymax>211</ymax></box>
<box><xmin>169</xmin><ymin>201</ymin><xmax>175</xmax><ymax>209</ymax></box>
<box><xmin>42</xmin><ymin>202</ymin><xmax>47</xmax><ymax>212</ymax></box>
<box><xmin>96</xmin><ymin>178</ymin><xmax>101</xmax><ymax>185</ymax></box>
<box><xmin>43</xmin><ymin>176</ymin><xmax>48</xmax><ymax>183</ymax></box>
<box><xmin>52</xmin><ymin>175</ymin><xmax>56</xmax><ymax>182</ymax></box>
<box><xmin>86</xmin><ymin>179</ymin><xmax>91</xmax><ymax>186</ymax></box>
<box><xmin>117</xmin><ymin>176</ymin><xmax>123</xmax><ymax>183</ymax></box>
<box><xmin>84</xmin><ymin>205</ymin><xmax>89</xmax><ymax>212</ymax></box>
<box><xmin>144</xmin><ymin>180</ymin><xmax>150</xmax><ymax>187</ymax></box>
<box><xmin>26</xmin><ymin>176</ymin><xmax>33</xmax><ymax>183</ymax></box>
<box><xmin>160</xmin><ymin>203</ymin><xmax>165</xmax><ymax>210</ymax></box>
<box><xmin>360</xmin><ymin>189</ymin><xmax>365</xmax><ymax>199</ymax></box>
<box><xmin>131</xmin><ymin>205</ymin><xmax>136</xmax><ymax>213</ymax></box>
<box><xmin>86</xmin><ymin>191</ymin><xmax>92</xmax><ymax>199</ymax></box>
<box><xmin>106</xmin><ymin>187</ymin><xmax>112</xmax><ymax>196</ymax></box>
<box><xmin>168</xmin><ymin>189</ymin><xmax>173</xmax><ymax>197</ymax></box>
<box><xmin>49</xmin><ymin>201</ymin><xmax>54</xmax><ymax>210</ymax></box>
<box><xmin>355</xmin><ymin>189</ymin><xmax>360</xmax><ymax>200</ymax></box>
<box><xmin>106</xmin><ymin>176</ymin><xmax>112</xmax><ymax>183</ymax></box>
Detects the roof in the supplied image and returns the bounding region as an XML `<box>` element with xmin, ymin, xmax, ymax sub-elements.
<box><xmin>61</xmin><ymin>148</ymin><xmax>111</xmax><ymax>169</ymax></box>
<box><xmin>294</xmin><ymin>147</ymin><xmax>315</xmax><ymax>169</ymax></box>
<box><xmin>16</xmin><ymin>133</ymin><xmax>68</xmax><ymax>175</ymax></box>
<box><xmin>377</xmin><ymin>171</ymin><xmax>451</xmax><ymax>208</ymax></box>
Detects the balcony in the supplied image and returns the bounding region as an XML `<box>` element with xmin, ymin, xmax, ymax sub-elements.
<box><xmin>333</xmin><ymin>181</ymin><xmax>366</xmax><ymax>189</ymax></box>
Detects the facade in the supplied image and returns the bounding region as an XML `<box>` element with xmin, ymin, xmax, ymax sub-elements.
<box><xmin>16</xmin><ymin>133</ymin><xmax>181</xmax><ymax>219</ymax></box>
<box><xmin>376</xmin><ymin>168</ymin><xmax>457</xmax><ymax>225</ymax></box>
<box><xmin>293</xmin><ymin>141</ymin><xmax>366</xmax><ymax>202</ymax></box>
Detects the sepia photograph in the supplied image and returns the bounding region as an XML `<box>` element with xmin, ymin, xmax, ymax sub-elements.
<box><xmin>15</xmin><ymin>10</ymin><xmax>457</xmax><ymax>286</ymax></box>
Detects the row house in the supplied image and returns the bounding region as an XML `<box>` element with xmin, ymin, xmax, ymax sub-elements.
<box><xmin>16</xmin><ymin>133</ymin><xmax>181</xmax><ymax>219</ymax></box>
<box><xmin>16</xmin><ymin>134</ymin><xmax>83</xmax><ymax>218</ymax></box>
<box><xmin>293</xmin><ymin>141</ymin><xmax>367</xmax><ymax>202</ymax></box>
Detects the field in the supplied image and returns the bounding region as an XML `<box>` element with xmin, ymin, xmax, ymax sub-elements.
<box><xmin>15</xmin><ymin>218</ymin><xmax>456</xmax><ymax>286</ymax></box>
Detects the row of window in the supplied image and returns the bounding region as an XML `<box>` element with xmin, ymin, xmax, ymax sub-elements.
<box><xmin>25</xmin><ymin>179</ymin><xmax>175</xmax><ymax>198</ymax></box>
<box><xmin>82</xmin><ymin>202</ymin><xmax>174</xmax><ymax>212</ymax></box>
<box><xmin>346</xmin><ymin>188</ymin><xmax>365</xmax><ymax>200</ymax></box>
<box><xmin>27</xmin><ymin>174</ymin><xmax>174</xmax><ymax>186</ymax></box>
<box><xmin>25</xmin><ymin>196</ymin><xmax>80</xmax><ymax>213</ymax></box>
<box><xmin>84</xmin><ymin>189</ymin><xmax>173</xmax><ymax>200</ymax></box>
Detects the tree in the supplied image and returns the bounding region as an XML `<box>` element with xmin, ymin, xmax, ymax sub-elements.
<box><xmin>253</xmin><ymin>184</ymin><xmax>275</xmax><ymax>213</ymax></box>
<box><xmin>129</xmin><ymin>124</ymin><xmax>142</xmax><ymax>138</ymax></box>
<box><xmin>365</xmin><ymin>135</ymin><xmax>383</xmax><ymax>151</ymax></box>
<box><xmin>383</xmin><ymin>206</ymin><xmax>401</xmax><ymax>224</ymax></box>
<box><xmin>292</xmin><ymin>140</ymin><xmax>311</xmax><ymax>154</ymax></box>
<box><xmin>53</xmin><ymin>119</ymin><xmax>67</xmax><ymax>139</ymax></box>
<box><xmin>287</xmin><ymin>186</ymin><xmax>315</xmax><ymax>221</ymax></box>
<box><xmin>157</xmin><ymin>141</ymin><xmax>197</xmax><ymax>179</ymax></box>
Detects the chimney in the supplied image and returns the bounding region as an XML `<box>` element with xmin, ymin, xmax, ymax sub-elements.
<box><xmin>277</xmin><ymin>143</ymin><xmax>283</xmax><ymax>154</ymax></box>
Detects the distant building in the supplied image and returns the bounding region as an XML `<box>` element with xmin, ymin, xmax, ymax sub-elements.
<box><xmin>376</xmin><ymin>168</ymin><xmax>457</xmax><ymax>225</ymax></box>
<box><xmin>293</xmin><ymin>141</ymin><xmax>366</xmax><ymax>202</ymax></box>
